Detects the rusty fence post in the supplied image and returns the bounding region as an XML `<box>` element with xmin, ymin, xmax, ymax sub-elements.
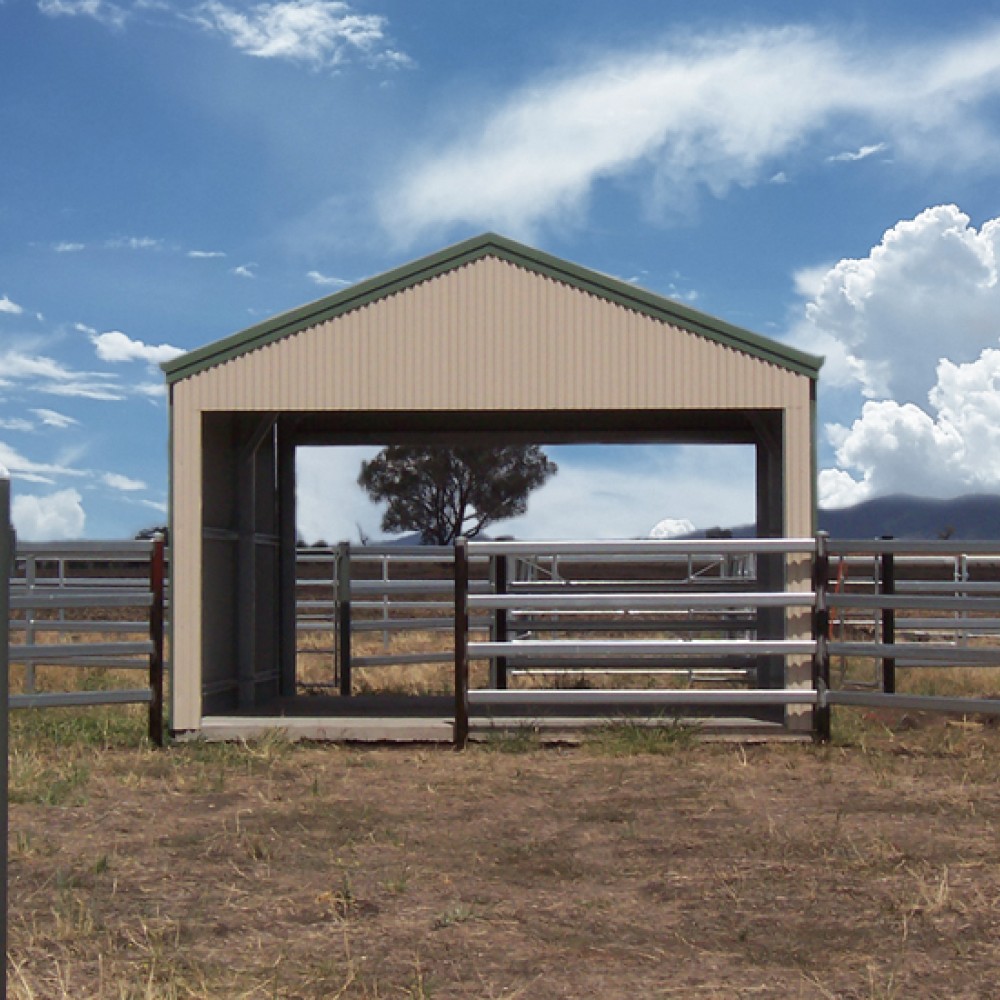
<box><xmin>490</xmin><ymin>551</ymin><xmax>508</xmax><ymax>690</ymax></box>
<box><xmin>148</xmin><ymin>533</ymin><xmax>166</xmax><ymax>747</ymax></box>
<box><xmin>880</xmin><ymin>536</ymin><xmax>895</xmax><ymax>694</ymax></box>
<box><xmin>812</xmin><ymin>532</ymin><xmax>831</xmax><ymax>742</ymax></box>
<box><xmin>337</xmin><ymin>541</ymin><xmax>352</xmax><ymax>697</ymax></box>
<box><xmin>454</xmin><ymin>538</ymin><xmax>469</xmax><ymax>749</ymax></box>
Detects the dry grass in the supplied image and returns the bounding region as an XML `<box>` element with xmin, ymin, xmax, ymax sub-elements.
<box><xmin>9</xmin><ymin>705</ymin><xmax>1000</xmax><ymax>998</ymax></box>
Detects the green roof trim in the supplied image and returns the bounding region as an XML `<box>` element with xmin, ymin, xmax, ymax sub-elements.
<box><xmin>162</xmin><ymin>233</ymin><xmax>823</xmax><ymax>384</ymax></box>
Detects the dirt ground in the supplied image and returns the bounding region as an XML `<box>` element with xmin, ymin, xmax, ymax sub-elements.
<box><xmin>8</xmin><ymin>710</ymin><xmax>1000</xmax><ymax>999</ymax></box>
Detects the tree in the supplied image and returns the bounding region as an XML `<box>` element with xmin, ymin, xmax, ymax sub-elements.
<box><xmin>358</xmin><ymin>445</ymin><xmax>557</xmax><ymax>544</ymax></box>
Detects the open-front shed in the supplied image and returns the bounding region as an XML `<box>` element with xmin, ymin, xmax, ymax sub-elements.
<box><xmin>163</xmin><ymin>233</ymin><xmax>822</xmax><ymax>735</ymax></box>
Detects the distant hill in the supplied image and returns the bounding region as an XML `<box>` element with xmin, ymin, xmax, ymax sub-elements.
<box><xmin>695</xmin><ymin>494</ymin><xmax>1000</xmax><ymax>541</ymax></box>
<box><xmin>818</xmin><ymin>494</ymin><xmax>1000</xmax><ymax>540</ymax></box>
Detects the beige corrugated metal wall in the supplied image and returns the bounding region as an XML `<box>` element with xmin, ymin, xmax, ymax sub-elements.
<box><xmin>170</xmin><ymin>255</ymin><xmax>815</xmax><ymax>730</ymax></box>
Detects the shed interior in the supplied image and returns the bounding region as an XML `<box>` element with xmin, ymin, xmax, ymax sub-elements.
<box><xmin>198</xmin><ymin>407</ymin><xmax>789</xmax><ymax>717</ymax></box>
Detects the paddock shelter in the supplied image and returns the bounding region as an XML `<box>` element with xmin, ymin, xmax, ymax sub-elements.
<box><xmin>163</xmin><ymin>233</ymin><xmax>822</xmax><ymax>736</ymax></box>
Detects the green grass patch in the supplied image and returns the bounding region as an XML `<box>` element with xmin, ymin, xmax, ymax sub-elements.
<box><xmin>586</xmin><ymin>716</ymin><xmax>696</xmax><ymax>755</ymax></box>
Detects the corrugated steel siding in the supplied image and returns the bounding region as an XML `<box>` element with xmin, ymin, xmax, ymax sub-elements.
<box><xmin>180</xmin><ymin>257</ymin><xmax>805</xmax><ymax>412</ymax></box>
<box><xmin>169</xmin><ymin>254</ymin><xmax>816</xmax><ymax>729</ymax></box>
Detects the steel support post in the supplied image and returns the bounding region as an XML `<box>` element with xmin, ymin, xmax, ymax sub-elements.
<box><xmin>453</xmin><ymin>538</ymin><xmax>469</xmax><ymax>749</ymax></box>
<box><xmin>812</xmin><ymin>531</ymin><xmax>831</xmax><ymax>742</ymax></box>
<box><xmin>880</xmin><ymin>537</ymin><xmax>896</xmax><ymax>694</ymax></box>
<box><xmin>490</xmin><ymin>552</ymin><xmax>508</xmax><ymax>690</ymax></box>
<box><xmin>337</xmin><ymin>541</ymin><xmax>352</xmax><ymax>697</ymax></box>
<box><xmin>148</xmin><ymin>534</ymin><xmax>166</xmax><ymax>746</ymax></box>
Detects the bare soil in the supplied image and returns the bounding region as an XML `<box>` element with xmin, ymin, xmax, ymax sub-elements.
<box><xmin>8</xmin><ymin>709</ymin><xmax>1000</xmax><ymax>999</ymax></box>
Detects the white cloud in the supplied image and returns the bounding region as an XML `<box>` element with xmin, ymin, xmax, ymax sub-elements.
<box><xmin>0</xmin><ymin>295</ymin><xmax>24</xmax><ymax>315</ymax></box>
<box><xmin>37</xmin><ymin>0</ymin><xmax>127</xmax><ymax>29</ymax></box>
<box><xmin>821</xmin><ymin>349</ymin><xmax>1000</xmax><ymax>504</ymax></box>
<box><xmin>297</xmin><ymin>444</ymin><xmax>756</xmax><ymax>544</ymax></box>
<box><xmin>54</xmin><ymin>242</ymin><xmax>86</xmax><ymax>253</ymax></box>
<box><xmin>826</xmin><ymin>142</ymin><xmax>888</xmax><ymax>163</ymax></box>
<box><xmin>0</xmin><ymin>350</ymin><xmax>122</xmax><ymax>399</ymax></box>
<box><xmin>650</xmin><ymin>517</ymin><xmax>696</xmax><ymax>539</ymax></box>
<box><xmin>381</xmin><ymin>25</ymin><xmax>1000</xmax><ymax>242</ymax></box>
<box><xmin>192</xmin><ymin>0</ymin><xmax>394</xmax><ymax>69</ymax></box>
<box><xmin>12</xmin><ymin>488</ymin><xmax>86</xmax><ymax>540</ymax></box>
<box><xmin>188</xmin><ymin>249</ymin><xmax>227</xmax><ymax>259</ymax></box>
<box><xmin>103</xmin><ymin>471</ymin><xmax>147</xmax><ymax>492</ymax></box>
<box><xmin>0</xmin><ymin>418</ymin><xmax>34</xmax><ymax>432</ymax></box>
<box><xmin>105</xmin><ymin>236</ymin><xmax>163</xmax><ymax>250</ymax></box>
<box><xmin>793</xmin><ymin>205</ymin><xmax>1000</xmax><ymax>403</ymax></box>
<box><xmin>31</xmin><ymin>408</ymin><xmax>79</xmax><ymax>429</ymax></box>
<box><xmin>307</xmin><ymin>269</ymin><xmax>349</xmax><ymax>288</ymax></box>
<box><xmin>296</xmin><ymin>445</ymin><xmax>382</xmax><ymax>544</ymax></box>
<box><xmin>91</xmin><ymin>330</ymin><xmax>184</xmax><ymax>365</ymax></box>
<box><xmin>797</xmin><ymin>204</ymin><xmax>1000</xmax><ymax>503</ymax></box>
<box><xmin>0</xmin><ymin>440</ymin><xmax>85</xmax><ymax>483</ymax></box>
<box><xmin>232</xmin><ymin>263</ymin><xmax>257</xmax><ymax>279</ymax></box>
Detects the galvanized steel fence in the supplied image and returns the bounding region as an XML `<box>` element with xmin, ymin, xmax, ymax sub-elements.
<box><xmin>7</xmin><ymin>537</ymin><xmax>166</xmax><ymax>745</ymax></box>
<box><xmin>454</xmin><ymin>535</ymin><xmax>1000</xmax><ymax>747</ymax></box>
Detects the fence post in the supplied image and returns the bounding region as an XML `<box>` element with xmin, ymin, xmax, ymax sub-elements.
<box><xmin>812</xmin><ymin>532</ymin><xmax>831</xmax><ymax>742</ymax></box>
<box><xmin>148</xmin><ymin>534</ymin><xmax>166</xmax><ymax>747</ymax></box>
<box><xmin>1</xmin><ymin>470</ymin><xmax>12</xmax><ymax>982</ymax></box>
<box><xmin>490</xmin><ymin>552</ymin><xmax>508</xmax><ymax>690</ymax></box>
<box><xmin>337</xmin><ymin>541</ymin><xmax>352</xmax><ymax>697</ymax></box>
<box><xmin>880</xmin><ymin>536</ymin><xmax>895</xmax><ymax>694</ymax></box>
<box><xmin>454</xmin><ymin>538</ymin><xmax>469</xmax><ymax>749</ymax></box>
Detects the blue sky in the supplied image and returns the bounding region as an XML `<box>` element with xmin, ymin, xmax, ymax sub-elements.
<box><xmin>2</xmin><ymin>0</ymin><xmax>1000</xmax><ymax>540</ymax></box>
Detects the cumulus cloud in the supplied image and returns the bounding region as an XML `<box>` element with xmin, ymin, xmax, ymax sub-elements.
<box><xmin>192</xmin><ymin>0</ymin><xmax>397</xmax><ymax>69</ymax></box>
<box><xmin>650</xmin><ymin>517</ymin><xmax>696</xmax><ymax>539</ymax></box>
<box><xmin>91</xmin><ymin>330</ymin><xmax>184</xmax><ymax>366</ymax></box>
<box><xmin>103</xmin><ymin>471</ymin><xmax>147</xmax><ymax>491</ymax></box>
<box><xmin>822</xmin><ymin>351</ymin><xmax>1000</xmax><ymax>505</ymax></box>
<box><xmin>0</xmin><ymin>295</ymin><xmax>23</xmax><ymax>315</ymax></box>
<box><xmin>802</xmin><ymin>206</ymin><xmax>1000</xmax><ymax>505</ymax></box>
<box><xmin>793</xmin><ymin>205</ymin><xmax>1000</xmax><ymax>403</ymax></box>
<box><xmin>232</xmin><ymin>263</ymin><xmax>257</xmax><ymax>279</ymax></box>
<box><xmin>12</xmin><ymin>488</ymin><xmax>86</xmax><ymax>540</ymax></box>
<box><xmin>381</xmin><ymin>25</ymin><xmax>1000</xmax><ymax>242</ymax></box>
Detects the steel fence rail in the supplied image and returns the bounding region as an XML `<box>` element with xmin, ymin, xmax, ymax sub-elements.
<box><xmin>7</xmin><ymin>536</ymin><xmax>166</xmax><ymax>745</ymax></box>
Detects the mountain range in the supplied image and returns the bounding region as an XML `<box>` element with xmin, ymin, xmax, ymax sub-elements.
<box><xmin>706</xmin><ymin>494</ymin><xmax>1000</xmax><ymax>541</ymax></box>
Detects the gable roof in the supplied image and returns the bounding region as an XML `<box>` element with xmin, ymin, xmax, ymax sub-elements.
<box><xmin>162</xmin><ymin>232</ymin><xmax>823</xmax><ymax>385</ymax></box>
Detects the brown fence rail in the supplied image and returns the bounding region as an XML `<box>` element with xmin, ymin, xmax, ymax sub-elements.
<box><xmin>7</xmin><ymin>537</ymin><xmax>166</xmax><ymax>746</ymax></box>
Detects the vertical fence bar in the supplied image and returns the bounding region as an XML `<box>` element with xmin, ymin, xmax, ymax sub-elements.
<box><xmin>1</xmin><ymin>471</ymin><xmax>12</xmax><ymax>984</ymax></box>
<box><xmin>337</xmin><ymin>541</ymin><xmax>352</xmax><ymax>697</ymax></box>
<box><xmin>148</xmin><ymin>534</ymin><xmax>166</xmax><ymax>747</ymax></box>
<box><xmin>454</xmin><ymin>538</ymin><xmax>469</xmax><ymax>749</ymax></box>
<box><xmin>880</xmin><ymin>537</ymin><xmax>895</xmax><ymax>694</ymax></box>
<box><xmin>812</xmin><ymin>532</ymin><xmax>831</xmax><ymax>742</ymax></box>
<box><xmin>491</xmin><ymin>552</ymin><xmax>508</xmax><ymax>690</ymax></box>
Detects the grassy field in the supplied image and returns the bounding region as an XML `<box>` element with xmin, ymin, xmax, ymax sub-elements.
<box><xmin>8</xmin><ymin>700</ymin><xmax>1000</xmax><ymax>999</ymax></box>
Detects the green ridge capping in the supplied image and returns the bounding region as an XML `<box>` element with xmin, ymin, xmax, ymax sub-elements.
<box><xmin>162</xmin><ymin>233</ymin><xmax>823</xmax><ymax>384</ymax></box>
